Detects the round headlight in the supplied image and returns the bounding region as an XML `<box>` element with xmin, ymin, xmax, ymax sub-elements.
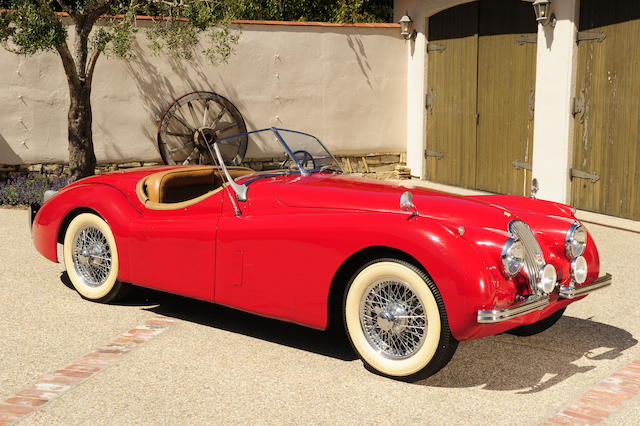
<box><xmin>571</xmin><ymin>256</ymin><xmax>588</xmax><ymax>284</ymax></box>
<box><xmin>502</xmin><ymin>238</ymin><xmax>525</xmax><ymax>278</ymax></box>
<box><xmin>565</xmin><ymin>222</ymin><xmax>587</xmax><ymax>258</ymax></box>
<box><xmin>537</xmin><ymin>264</ymin><xmax>557</xmax><ymax>294</ymax></box>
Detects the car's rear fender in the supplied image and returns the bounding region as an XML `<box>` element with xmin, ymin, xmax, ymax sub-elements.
<box><xmin>32</xmin><ymin>183</ymin><xmax>141</xmax><ymax>282</ymax></box>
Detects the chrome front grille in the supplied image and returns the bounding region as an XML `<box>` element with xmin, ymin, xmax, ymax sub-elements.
<box><xmin>509</xmin><ymin>220</ymin><xmax>545</xmax><ymax>293</ymax></box>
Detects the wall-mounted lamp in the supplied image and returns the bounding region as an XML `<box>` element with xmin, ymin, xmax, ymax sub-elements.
<box><xmin>399</xmin><ymin>13</ymin><xmax>416</xmax><ymax>40</ymax></box>
<box><xmin>532</xmin><ymin>0</ymin><xmax>556</xmax><ymax>27</ymax></box>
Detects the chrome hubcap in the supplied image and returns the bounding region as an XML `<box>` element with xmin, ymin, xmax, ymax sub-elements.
<box><xmin>360</xmin><ymin>279</ymin><xmax>427</xmax><ymax>360</ymax></box>
<box><xmin>72</xmin><ymin>225</ymin><xmax>112</xmax><ymax>288</ymax></box>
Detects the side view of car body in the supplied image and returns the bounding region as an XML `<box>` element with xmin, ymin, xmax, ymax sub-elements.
<box><xmin>30</xmin><ymin>128</ymin><xmax>612</xmax><ymax>381</ymax></box>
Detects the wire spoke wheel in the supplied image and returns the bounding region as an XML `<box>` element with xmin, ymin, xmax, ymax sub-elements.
<box><xmin>360</xmin><ymin>279</ymin><xmax>427</xmax><ymax>359</ymax></box>
<box><xmin>344</xmin><ymin>259</ymin><xmax>458</xmax><ymax>381</ymax></box>
<box><xmin>158</xmin><ymin>91</ymin><xmax>247</xmax><ymax>165</ymax></box>
<box><xmin>63</xmin><ymin>213</ymin><xmax>128</xmax><ymax>303</ymax></box>
<box><xmin>72</xmin><ymin>225</ymin><xmax>112</xmax><ymax>288</ymax></box>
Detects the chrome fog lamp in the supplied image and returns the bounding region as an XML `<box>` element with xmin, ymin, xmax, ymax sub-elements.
<box><xmin>537</xmin><ymin>264</ymin><xmax>557</xmax><ymax>294</ymax></box>
<box><xmin>501</xmin><ymin>238</ymin><xmax>525</xmax><ymax>278</ymax></box>
<box><xmin>571</xmin><ymin>256</ymin><xmax>588</xmax><ymax>284</ymax></box>
<box><xmin>565</xmin><ymin>222</ymin><xmax>587</xmax><ymax>258</ymax></box>
<box><xmin>399</xmin><ymin>14</ymin><xmax>416</xmax><ymax>40</ymax></box>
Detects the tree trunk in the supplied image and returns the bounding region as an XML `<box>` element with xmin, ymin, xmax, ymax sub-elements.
<box><xmin>67</xmin><ymin>85</ymin><xmax>96</xmax><ymax>180</ymax></box>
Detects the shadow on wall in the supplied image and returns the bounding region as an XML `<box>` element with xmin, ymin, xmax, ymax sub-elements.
<box><xmin>0</xmin><ymin>133</ymin><xmax>22</xmax><ymax>165</ymax></box>
<box><xmin>346</xmin><ymin>35</ymin><xmax>374</xmax><ymax>91</ymax></box>
<box><xmin>124</xmin><ymin>41</ymin><xmax>256</xmax><ymax>154</ymax></box>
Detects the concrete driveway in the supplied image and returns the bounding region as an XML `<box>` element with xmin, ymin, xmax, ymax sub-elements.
<box><xmin>1</xmin><ymin>207</ymin><xmax>639</xmax><ymax>424</ymax></box>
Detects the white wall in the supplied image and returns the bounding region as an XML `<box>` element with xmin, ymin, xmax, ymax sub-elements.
<box><xmin>531</xmin><ymin>0</ymin><xmax>580</xmax><ymax>204</ymax></box>
<box><xmin>0</xmin><ymin>22</ymin><xmax>406</xmax><ymax>165</ymax></box>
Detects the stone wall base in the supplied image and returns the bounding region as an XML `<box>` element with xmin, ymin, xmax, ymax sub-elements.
<box><xmin>0</xmin><ymin>152</ymin><xmax>409</xmax><ymax>183</ymax></box>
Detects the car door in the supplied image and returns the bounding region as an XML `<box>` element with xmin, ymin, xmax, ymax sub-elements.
<box><xmin>214</xmin><ymin>177</ymin><xmax>340</xmax><ymax>330</ymax></box>
<box><xmin>126</xmin><ymin>193</ymin><xmax>223</xmax><ymax>301</ymax></box>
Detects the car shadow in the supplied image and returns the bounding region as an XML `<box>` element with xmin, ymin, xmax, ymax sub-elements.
<box><xmin>121</xmin><ymin>282</ymin><xmax>357</xmax><ymax>362</ymax></box>
<box><xmin>420</xmin><ymin>316</ymin><xmax>637</xmax><ymax>392</ymax></box>
<box><xmin>59</xmin><ymin>273</ymin><xmax>637</xmax><ymax>390</ymax></box>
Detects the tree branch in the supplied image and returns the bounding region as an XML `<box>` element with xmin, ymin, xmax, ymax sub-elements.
<box><xmin>85</xmin><ymin>47</ymin><xmax>103</xmax><ymax>87</ymax></box>
<box><xmin>56</xmin><ymin>41</ymin><xmax>80</xmax><ymax>91</ymax></box>
<box><xmin>85</xmin><ymin>0</ymin><xmax>117</xmax><ymax>19</ymax></box>
<box><xmin>54</xmin><ymin>0</ymin><xmax>76</xmax><ymax>17</ymax></box>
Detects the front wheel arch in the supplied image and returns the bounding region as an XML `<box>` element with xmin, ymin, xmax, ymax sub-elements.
<box><xmin>57</xmin><ymin>207</ymin><xmax>103</xmax><ymax>244</ymax></box>
<box><xmin>327</xmin><ymin>246</ymin><xmax>430</xmax><ymax>331</ymax></box>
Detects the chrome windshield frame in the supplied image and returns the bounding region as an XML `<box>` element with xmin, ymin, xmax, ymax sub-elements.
<box><xmin>204</xmin><ymin>127</ymin><xmax>342</xmax><ymax>208</ymax></box>
<box><xmin>208</xmin><ymin>127</ymin><xmax>343</xmax><ymax>176</ymax></box>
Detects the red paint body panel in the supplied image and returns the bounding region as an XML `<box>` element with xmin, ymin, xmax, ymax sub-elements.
<box><xmin>32</xmin><ymin>168</ymin><xmax>603</xmax><ymax>342</ymax></box>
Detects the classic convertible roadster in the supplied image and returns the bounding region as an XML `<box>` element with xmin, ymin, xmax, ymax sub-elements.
<box><xmin>30</xmin><ymin>127</ymin><xmax>611</xmax><ymax>380</ymax></box>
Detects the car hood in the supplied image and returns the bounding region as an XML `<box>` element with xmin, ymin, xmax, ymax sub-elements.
<box><xmin>275</xmin><ymin>174</ymin><xmax>515</xmax><ymax>229</ymax></box>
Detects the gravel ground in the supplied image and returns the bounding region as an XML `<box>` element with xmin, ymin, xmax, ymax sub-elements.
<box><xmin>1</xmin><ymin>207</ymin><xmax>638</xmax><ymax>424</ymax></box>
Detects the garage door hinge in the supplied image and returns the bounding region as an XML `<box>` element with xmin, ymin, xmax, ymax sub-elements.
<box><xmin>517</xmin><ymin>34</ymin><xmax>537</xmax><ymax>44</ymax></box>
<box><xmin>513</xmin><ymin>161</ymin><xmax>532</xmax><ymax>171</ymax></box>
<box><xmin>577</xmin><ymin>31</ymin><xmax>606</xmax><ymax>42</ymax></box>
<box><xmin>572</xmin><ymin>91</ymin><xmax>587</xmax><ymax>123</ymax></box>
<box><xmin>572</xmin><ymin>96</ymin><xmax>585</xmax><ymax>116</ymax></box>
<box><xmin>571</xmin><ymin>168</ymin><xmax>600</xmax><ymax>183</ymax></box>
<box><xmin>427</xmin><ymin>43</ymin><xmax>446</xmax><ymax>53</ymax></box>
<box><xmin>425</xmin><ymin>93</ymin><xmax>434</xmax><ymax>110</ymax></box>
<box><xmin>425</xmin><ymin>150</ymin><xmax>444</xmax><ymax>160</ymax></box>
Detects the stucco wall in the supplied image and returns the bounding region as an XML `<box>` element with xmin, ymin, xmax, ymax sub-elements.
<box><xmin>0</xmin><ymin>21</ymin><xmax>406</xmax><ymax>165</ymax></box>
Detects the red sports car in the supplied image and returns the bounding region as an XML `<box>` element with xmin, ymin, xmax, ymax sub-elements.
<box><xmin>30</xmin><ymin>127</ymin><xmax>611</xmax><ymax>381</ymax></box>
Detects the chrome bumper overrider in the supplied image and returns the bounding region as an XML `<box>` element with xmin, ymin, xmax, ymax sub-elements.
<box><xmin>558</xmin><ymin>273</ymin><xmax>612</xmax><ymax>299</ymax></box>
<box><xmin>477</xmin><ymin>273</ymin><xmax>612</xmax><ymax>324</ymax></box>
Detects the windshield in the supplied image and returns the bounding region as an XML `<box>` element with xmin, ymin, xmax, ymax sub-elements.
<box><xmin>206</xmin><ymin>128</ymin><xmax>343</xmax><ymax>175</ymax></box>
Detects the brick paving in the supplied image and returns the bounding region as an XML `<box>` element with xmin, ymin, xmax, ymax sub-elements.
<box><xmin>0</xmin><ymin>316</ymin><xmax>177</xmax><ymax>425</ymax></box>
<box><xmin>544</xmin><ymin>359</ymin><xmax>640</xmax><ymax>425</ymax></box>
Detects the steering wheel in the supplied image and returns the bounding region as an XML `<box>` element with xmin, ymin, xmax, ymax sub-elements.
<box><xmin>280</xmin><ymin>150</ymin><xmax>317</xmax><ymax>170</ymax></box>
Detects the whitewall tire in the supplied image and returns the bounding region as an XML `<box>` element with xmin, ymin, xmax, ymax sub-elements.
<box><xmin>63</xmin><ymin>213</ymin><xmax>128</xmax><ymax>303</ymax></box>
<box><xmin>343</xmin><ymin>259</ymin><xmax>457</xmax><ymax>381</ymax></box>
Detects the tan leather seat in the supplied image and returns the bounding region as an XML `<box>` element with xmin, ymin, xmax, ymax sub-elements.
<box><xmin>137</xmin><ymin>166</ymin><xmax>255</xmax><ymax>210</ymax></box>
<box><xmin>145</xmin><ymin>168</ymin><xmax>221</xmax><ymax>203</ymax></box>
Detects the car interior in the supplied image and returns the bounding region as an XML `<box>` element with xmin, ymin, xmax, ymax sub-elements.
<box><xmin>136</xmin><ymin>166</ymin><xmax>255</xmax><ymax>209</ymax></box>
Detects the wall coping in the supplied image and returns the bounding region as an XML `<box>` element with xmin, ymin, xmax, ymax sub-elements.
<box><xmin>0</xmin><ymin>9</ymin><xmax>398</xmax><ymax>28</ymax></box>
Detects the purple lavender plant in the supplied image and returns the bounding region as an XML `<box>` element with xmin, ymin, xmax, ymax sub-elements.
<box><xmin>0</xmin><ymin>173</ymin><xmax>71</xmax><ymax>206</ymax></box>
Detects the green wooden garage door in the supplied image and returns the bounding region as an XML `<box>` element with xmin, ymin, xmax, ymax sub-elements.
<box><xmin>571</xmin><ymin>0</ymin><xmax>640</xmax><ymax>220</ymax></box>
<box><xmin>425</xmin><ymin>0</ymin><xmax>537</xmax><ymax>195</ymax></box>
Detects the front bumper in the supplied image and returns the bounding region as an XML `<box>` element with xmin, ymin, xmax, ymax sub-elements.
<box><xmin>477</xmin><ymin>273</ymin><xmax>612</xmax><ymax>324</ymax></box>
<box><xmin>559</xmin><ymin>273</ymin><xmax>612</xmax><ymax>298</ymax></box>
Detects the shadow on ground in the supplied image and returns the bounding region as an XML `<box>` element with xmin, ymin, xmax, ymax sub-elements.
<box><xmin>422</xmin><ymin>316</ymin><xmax>637</xmax><ymax>392</ymax></box>
<box><xmin>60</xmin><ymin>273</ymin><xmax>355</xmax><ymax>361</ymax></box>
<box><xmin>60</xmin><ymin>273</ymin><xmax>637</xmax><ymax>391</ymax></box>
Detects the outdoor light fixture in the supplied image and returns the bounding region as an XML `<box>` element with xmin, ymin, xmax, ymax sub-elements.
<box><xmin>532</xmin><ymin>0</ymin><xmax>555</xmax><ymax>27</ymax></box>
<box><xmin>399</xmin><ymin>13</ymin><xmax>415</xmax><ymax>40</ymax></box>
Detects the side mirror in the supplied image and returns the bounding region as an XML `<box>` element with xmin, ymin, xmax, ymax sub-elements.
<box><xmin>400</xmin><ymin>191</ymin><xmax>419</xmax><ymax>216</ymax></box>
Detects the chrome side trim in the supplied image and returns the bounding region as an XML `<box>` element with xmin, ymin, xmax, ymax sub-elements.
<box><xmin>482</xmin><ymin>227</ymin><xmax>511</xmax><ymax>237</ymax></box>
<box><xmin>477</xmin><ymin>294</ymin><xmax>549</xmax><ymax>323</ymax></box>
<box><xmin>559</xmin><ymin>273</ymin><xmax>612</xmax><ymax>299</ymax></box>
